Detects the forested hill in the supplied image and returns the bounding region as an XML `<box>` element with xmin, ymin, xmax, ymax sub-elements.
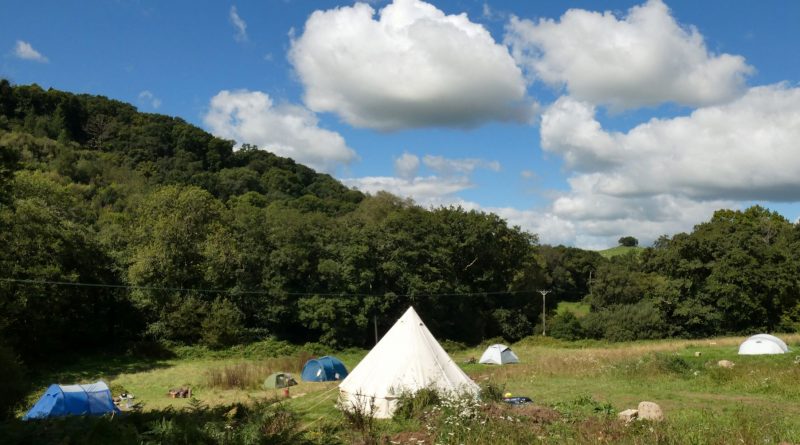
<box><xmin>0</xmin><ymin>81</ymin><xmax>547</xmax><ymax>362</ymax></box>
<box><xmin>2</xmin><ymin>81</ymin><xmax>799</xmax><ymax>369</ymax></box>
<box><xmin>0</xmin><ymin>80</ymin><xmax>363</xmax><ymax>214</ymax></box>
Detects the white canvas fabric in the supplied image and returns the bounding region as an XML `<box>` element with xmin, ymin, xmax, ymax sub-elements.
<box><xmin>746</xmin><ymin>334</ymin><xmax>789</xmax><ymax>352</ymax></box>
<box><xmin>738</xmin><ymin>334</ymin><xmax>789</xmax><ymax>355</ymax></box>
<box><xmin>478</xmin><ymin>344</ymin><xmax>520</xmax><ymax>365</ymax></box>
<box><xmin>338</xmin><ymin>306</ymin><xmax>479</xmax><ymax>419</ymax></box>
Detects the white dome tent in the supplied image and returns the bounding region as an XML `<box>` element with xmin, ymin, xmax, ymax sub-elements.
<box><xmin>338</xmin><ymin>307</ymin><xmax>479</xmax><ymax>419</ymax></box>
<box><xmin>738</xmin><ymin>334</ymin><xmax>789</xmax><ymax>355</ymax></box>
<box><xmin>479</xmin><ymin>344</ymin><xmax>519</xmax><ymax>365</ymax></box>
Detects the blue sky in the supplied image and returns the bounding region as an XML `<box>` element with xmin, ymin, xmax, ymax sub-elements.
<box><xmin>2</xmin><ymin>0</ymin><xmax>800</xmax><ymax>248</ymax></box>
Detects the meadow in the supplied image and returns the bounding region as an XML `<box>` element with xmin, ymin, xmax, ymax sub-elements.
<box><xmin>6</xmin><ymin>333</ymin><xmax>800</xmax><ymax>444</ymax></box>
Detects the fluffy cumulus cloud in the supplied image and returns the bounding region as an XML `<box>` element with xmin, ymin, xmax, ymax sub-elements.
<box><xmin>542</xmin><ymin>85</ymin><xmax>800</xmax><ymax>201</ymax></box>
<box><xmin>344</xmin><ymin>153</ymin><xmax>500</xmax><ymax>207</ymax></box>
<box><xmin>204</xmin><ymin>90</ymin><xmax>357</xmax><ymax>172</ymax></box>
<box><xmin>13</xmin><ymin>40</ymin><xmax>48</xmax><ymax>63</ymax></box>
<box><xmin>519</xmin><ymin>83</ymin><xmax>800</xmax><ymax>247</ymax></box>
<box><xmin>289</xmin><ymin>0</ymin><xmax>534</xmax><ymax>130</ymax></box>
<box><xmin>505</xmin><ymin>0</ymin><xmax>752</xmax><ymax>109</ymax></box>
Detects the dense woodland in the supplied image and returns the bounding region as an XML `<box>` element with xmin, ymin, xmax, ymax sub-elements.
<box><xmin>1</xmin><ymin>81</ymin><xmax>799</xmax><ymax>389</ymax></box>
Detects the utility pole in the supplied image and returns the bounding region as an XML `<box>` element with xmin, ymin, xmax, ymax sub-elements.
<box><xmin>538</xmin><ymin>290</ymin><xmax>551</xmax><ymax>336</ymax></box>
<box><xmin>374</xmin><ymin>314</ymin><xmax>378</xmax><ymax>345</ymax></box>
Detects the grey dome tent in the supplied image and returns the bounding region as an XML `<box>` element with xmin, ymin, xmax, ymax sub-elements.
<box><xmin>479</xmin><ymin>344</ymin><xmax>519</xmax><ymax>365</ymax></box>
<box><xmin>263</xmin><ymin>372</ymin><xmax>298</xmax><ymax>389</ymax></box>
<box><xmin>738</xmin><ymin>334</ymin><xmax>789</xmax><ymax>355</ymax></box>
<box><xmin>23</xmin><ymin>381</ymin><xmax>120</xmax><ymax>420</ymax></box>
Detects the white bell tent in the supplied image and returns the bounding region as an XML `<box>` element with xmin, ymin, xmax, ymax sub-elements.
<box><xmin>338</xmin><ymin>306</ymin><xmax>479</xmax><ymax>419</ymax></box>
<box><xmin>479</xmin><ymin>344</ymin><xmax>519</xmax><ymax>365</ymax></box>
<box><xmin>738</xmin><ymin>334</ymin><xmax>789</xmax><ymax>355</ymax></box>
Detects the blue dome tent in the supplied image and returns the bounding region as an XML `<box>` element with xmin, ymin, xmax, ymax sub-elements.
<box><xmin>23</xmin><ymin>381</ymin><xmax>120</xmax><ymax>420</ymax></box>
<box><xmin>301</xmin><ymin>356</ymin><xmax>348</xmax><ymax>382</ymax></box>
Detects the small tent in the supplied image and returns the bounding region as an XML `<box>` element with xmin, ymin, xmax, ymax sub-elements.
<box><xmin>23</xmin><ymin>381</ymin><xmax>120</xmax><ymax>420</ymax></box>
<box><xmin>479</xmin><ymin>344</ymin><xmax>519</xmax><ymax>365</ymax></box>
<box><xmin>738</xmin><ymin>334</ymin><xmax>789</xmax><ymax>355</ymax></box>
<box><xmin>339</xmin><ymin>306</ymin><xmax>480</xmax><ymax>419</ymax></box>
<box><xmin>263</xmin><ymin>372</ymin><xmax>298</xmax><ymax>389</ymax></box>
<box><xmin>301</xmin><ymin>356</ymin><xmax>348</xmax><ymax>382</ymax></box>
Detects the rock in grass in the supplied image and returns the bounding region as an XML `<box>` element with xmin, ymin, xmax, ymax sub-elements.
<box><xmin>618</xmin><ymin>409</ymin><xmax>638</xmax><ymax>422</ymax></box>
<box><xmin>718</xmin><ymin>360</ymin><xmax>735</xmax><ymax>369</ymax></box>
<box><xmin>637</xmin><ymin>401</ymin><xmax>664</xmax><ymax>421</ymax></box>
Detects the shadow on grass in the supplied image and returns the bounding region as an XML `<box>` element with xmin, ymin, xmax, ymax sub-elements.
<box><xmin>1</xmin><ymin>398</ymin><xmax>317</xmax><ymax>445</ymax></box>
<box><xmin>25</xmin><ymin>344</ymin><xmax>177</xmax><ymax>395</ymax></box>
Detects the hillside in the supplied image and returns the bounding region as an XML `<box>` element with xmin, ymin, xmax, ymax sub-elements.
<box><xmin>0</xmin><ymin>80</ymin><xmax>546</xmax><ymax>365</ymax></box>
<box><xmin>597</xmin><ymin>245</ymin><xmax>644</xmax><ymax>259</ymax></box>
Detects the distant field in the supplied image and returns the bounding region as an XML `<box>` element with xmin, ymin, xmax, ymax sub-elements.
<box><xmin>18</xmin><ymin>333</ymin><xmax>800</xmax><ymax>444</ymax></box>
<box><xmin>598</xmin><ymin>245</ymin><xmax>644</xmax><ymax>258</ymax></box>
<box><xmin>556</xmin><ymin>301</ymin><xmax>590</xmax><ymax>317</ymax></box>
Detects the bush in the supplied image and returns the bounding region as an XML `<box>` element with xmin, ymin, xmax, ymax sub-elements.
<box><xmin>491</xmin><ymin>309</ymin><xmax>533</xmax><ymax>342</ymax></box>
<box><xmin>479</xmin><ymin>382</ymin><xmax>505</xmax><ymax>403</ymax></box>
<box><xmin>201</xmin><ymin>298</ymin><xmax>245</xmax><ymax>349</ymax></box>
<box><xmin>150</xmin><ymin>295</ymin><xmax>208</xmax><ymax>344</ymax></box>
<box><xmin>0</xmin><ymin>343</ymin><xmax>26</xmax><ymax>419</ymax></box>
<box><xmin>549</xmin><ymin>311</ymin><xmax>585</xmax><ymax>341</ymax></box>
<box><xmin>439</xmin><ymin>339</ymin><xmax>468</xmax><ymax>353</ymax></box>
<box><xmin>393</xmin><ymin>387</ymin><xmax>442</xmax><ymax>420</ymax></box>
<box><xmin>581</xmin><ymin>301</ymin><xmax>667</xmax><ymax>341</ymax></box>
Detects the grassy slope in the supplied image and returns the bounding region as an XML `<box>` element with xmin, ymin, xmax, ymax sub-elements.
<box><xmin>22</xmin><ymin>334</ymin><xmax>800</xmax><ymax>442</ymax></box>
<box><xmin>556</xmin><ymin>301</ymin><xmax>591</xmax><ymax>318</ymax></box>
<box><xmin>598</xmin><ymin>245</ymin><xmax>644</xmax><ymax>258</ymax></box>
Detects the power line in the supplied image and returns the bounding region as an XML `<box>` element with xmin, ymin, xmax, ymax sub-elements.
<box><xmin>0</xmin><ymin>277</ymin><xmax>538</xmax><ymax>298</ymax></box>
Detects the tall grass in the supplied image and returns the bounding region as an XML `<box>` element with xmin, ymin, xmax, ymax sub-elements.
<box><xmin>205</xmin><ymin>352</ymin><xmax>312</xmax><ymax>389</ymax></box>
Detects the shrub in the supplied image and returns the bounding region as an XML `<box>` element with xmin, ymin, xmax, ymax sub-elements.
<box><xmin>201</xmin><ymin>298</ymin><xmax>245</xmax><ymax>349</ymax></box>
<box><xmin>549</xmin><ymin>311</ymin><xmax>585</xmax><ymax>341</ymax></box>
<box><xmin>439</xmin><ymin>339</ymin><xmax>467</xmax><ymax>353</ymax></box>
<box><xmin>338</xmin><ymin>394</ymin><xmax>378</xmax><ymax>445</ymax></box>
<box><xmin>479</xmin><ymin>382</ymin><xmax>505</xmax><ymax>403</ymax></box>
<box><xmin>151</xmin><ymin>295</ymin><xmax>207</xmax><ymax>344</ymax></box>
<box><xmin>581</xmin><ymin>301</ymin><xmax>666</xmax><ymax>341</ymax></box>
<box><xmin>393</xmin><ymin>387</ymin><xmax>442</xmax><ymax>420</ymax></box>
<box><xmin>491</xmin><ymin>309</ymin><xmax>533</xmax><ymax>342</ymax></box>
<box><xmin>0</xmin><ymin>343</ymin><xmax>26</xmax><ymax>419</ymax></box>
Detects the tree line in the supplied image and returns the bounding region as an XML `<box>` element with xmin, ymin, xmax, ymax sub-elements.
<box><xmin>1</xmin><ymin>80</ymin><xmax>798</xmax><ymax>372</ymax></box>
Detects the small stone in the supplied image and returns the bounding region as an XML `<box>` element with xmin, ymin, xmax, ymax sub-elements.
<box><xmin>637</xmin><ymin>401</ymin><xmax>664</xmax><ymax>421</ymax></box>
<box><xmin>694</xmin><ymin>351</ymin><xmax>702</xmax><ymax>357</ymax></box>
<box><xmin>618</xmin><ymin>408</ymin><xmax>638</xmax><ymax>422</ymax></box>
<box><xmin>718</xmin><ymin>360</ymin><xmax>735</xmax><ymax>369</ymax></box>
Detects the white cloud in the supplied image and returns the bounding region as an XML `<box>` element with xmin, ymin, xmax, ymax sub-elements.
<box><xmin>343</xmin><ymin>175</ymin><xmax>473</xmax><ymax>208</ymax></box>
<box><xmin>289</xmin><ymin>0</ymin><xmax>534</xmax><ymax>130</ymax></box>
<box><xmin>394</xmin><ymin>152</ymin><xmax>420</xmax><ymax>180</ymax></box>
<box><xmin>505</xmin><ymin>0</ymin><xmax>753</xmax><ymax>109</ymax></box>
<box><xmin>137</xmin><ymin>90</ymin><xmax>161</xmax><ymax>109</ymax></box>
<box><xmin>517</xmin><ymin>82</ymin><xmax>800</xmax><ymax>248</ymax></box>
<box><xmin>345</xmin><ymin>153</ymin><xmax>500</xmax><ymax>207</ymax></box>
<box><xmin>204</xmin><ymin>89</ymin><xmax>357</xmax><ymax>172</ymax></box>
<box><xmin>542</xmin><ymin>85</ymin><xmax>800</xmax><ymax>201</ymax></box>
<box><xmin>230</xmin><ymin>6</ymin><xmax>248</xmax><ymax>42</ymax></box>
<box><xmin>13</xmin><ymin>40</ymin><xmax>48</xmax><ymax>63</ymax></box>
<box><xmin>422</xmin><ymin>155</ymin><xmax>501</xmax><ymax>176</ymax></box>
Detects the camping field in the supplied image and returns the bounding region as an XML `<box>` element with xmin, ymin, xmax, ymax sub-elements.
<box><xmin>6</xmin><ymin>334</ymin><xmax>800</xmax><ymax>444</ymax></box>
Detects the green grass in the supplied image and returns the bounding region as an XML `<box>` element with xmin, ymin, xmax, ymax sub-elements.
<box><xmin>557</xmin><ymin>301</ymin><xmax>591</xmax><ymax>318</ymax></box>
<box><xmin>15</xmin><ymin>334</ymin><xmax>800</xmax><ymax>444</ymax></box>
<box><xmin>598</xmin><ymin>245</ymin><xmax>644</xmax><ymax>258</ymax></box>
